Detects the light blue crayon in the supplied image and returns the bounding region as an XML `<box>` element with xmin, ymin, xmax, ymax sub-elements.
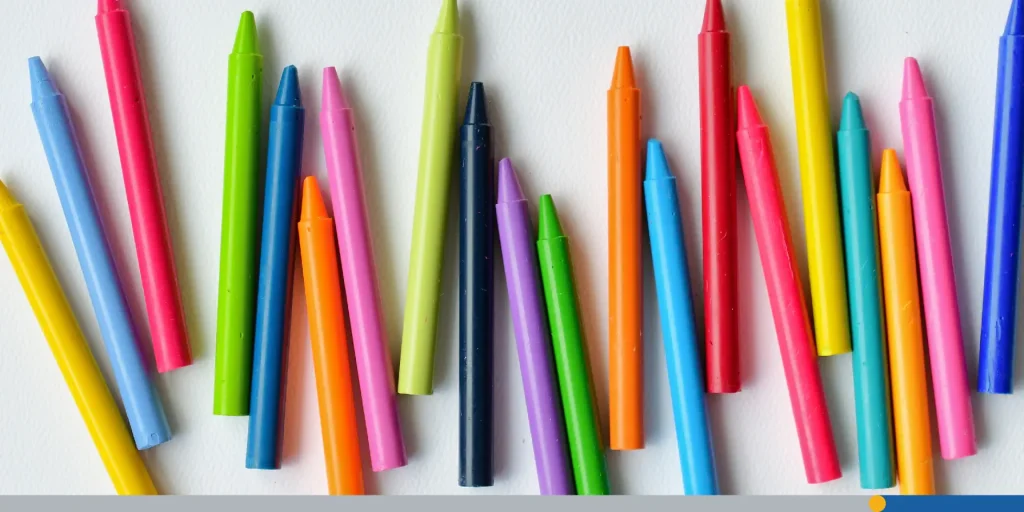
<box><xmin>29</xmin><ymin>56</ymin><xmax>170</xmax><ymax>450</ymax></box>
<box><xmin>643</xmin><ymin>139</ymin><xmax>718</xmax><ymax>495</ymax></box>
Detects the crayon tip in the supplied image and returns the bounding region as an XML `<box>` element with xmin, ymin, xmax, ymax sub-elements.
<box><xmin>497</xmin><ymin>158</ymin><xmax>526</xmax><ymax>204</ymax></box>
<box><xmin>274</xmin><ymin>65</ymin><xmax>301</xmax><ymax>107</ymax></box>
<box><xmin>301</xmin><ymin>177</ymin><xmax>328</xmax><ymax>221</ymax></box>
<box><xmin>321</xmin><ymin>67</ymin><xmax>350</xmax><ymax>111</ymax></box>
<box><xmin>434</xmin><ymin>0</ymin><xmax>460</xmax><ymax>35</ymax></box>
<box><xmin>464</xmin><ymin>82</ymin><xmax>489</xmax><ymax>125</ymax></box>
<box><xmin>1007</xmin><ymin>0</ymin><xmax>1024</xmax><ymax>36</ymax></box>
<box><xmin>702</xmin><ymin>0</ymin><xmax>726</xmax><ymax>32</ymax></box>
<box><xmin>0</xmin><ymin>179</ymin><xmax>18</xmax><ymax>212</ymax></box>
<box><xmin>537</xmin><ymin>195</ymin><xmax>565</xmax><ymax>241</ymax></box>
<box><xmin>736</xmin><ymin>85</ymin><xmax>765</xmax><ymax>130</ymax></box>
<box><xmin>839</xmin><ymin>92</ymin><xmax>866</xmax><ymax>132</ymax></box>
<box><xmin>879</xmin><ymin>149</ymin><xmax>908</xmax><ymax>194</ymax></box>
<box><xmin>611</xmin><ymin>47</ymin><xmax>637</xmax><ymax>89</ymax></box>
<box><xmin>232</xmin><ymin>11</ymin><xmax>259</xmax><ymax>55</ymax></box>
<box><xmin>645</xmin><ymin>139</ymin><xmax>673</xmax><ymax>181</ymax></box>
<box><xmin>28</xmin><ymin>57</ymin><xmax>57</xmax><ymax>98</ymax></box>
<box><xmin>901</xmin><ymin>57</ymin><xmax>929</xmax><ymax>100</ymax></box>
<box><xmin>97</xmin><ymin>0</ymin><xmax>123</xmax><ymax>14</ymax></box>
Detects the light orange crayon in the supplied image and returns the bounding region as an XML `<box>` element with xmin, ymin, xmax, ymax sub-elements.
<box><xmin>298</xmin><ymin>177</ymin><xmax>365</xmax><ymax>495</ymax></box>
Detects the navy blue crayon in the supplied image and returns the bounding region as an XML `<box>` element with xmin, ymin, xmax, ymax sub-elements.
<box><xmin>247</xmin><ymin>66</ymin><xmax>305</xmax><ymax>469</ymax></box>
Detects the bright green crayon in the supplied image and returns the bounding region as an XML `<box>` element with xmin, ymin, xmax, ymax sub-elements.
<box><xmin>398</xmin><ymin>0</ymin><xmax>464</xmax><ymax>395</ymax></box>
<box><xmin>536</xmin><ymin>195</ymin><xmax>609</xmax><ymax>495</ymax></box>
<box><xmin>214</xmin><ymin>11</ymin><xmax>263</xmax><ymax>416</ymax></box>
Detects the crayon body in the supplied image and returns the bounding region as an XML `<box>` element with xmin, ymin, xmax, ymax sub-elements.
<box><xmin>399</xmin><ymin>0</ymin><xmax>464</xmax><ymax>395</ymax></box>
<box><xmin>979</xmin><ymin>0</ymin><xmax>1024</xmax><ymax>394</ymax></box>
<box><xmin>608</xmin><ymin>46</ymin><xmax>644</xmax><ymax>450</ymax></box>
<box><xmin>784</xmin><ymin>0</ymin><xmax>851</xmax><ymax>357</ymax></box>
<box><xmin>699</xmin><ymin>0</ymin><xmax>739</xmax><ymax>394</ymax></box>
<box><xmin>877</xmin><ymin>150</ymin><xmax>935</xmax><ymax>496</ymax></box>
<box><xmin>900</xmin><ymin>58</ymin><xmax>976</xmax><ymax>459</ymax></box>
<box><xmin>644</xmin><ymin>140</ymin><xmax>719</xmax><ymax>495</ymax></box>
<box><xmin>322</xmin><ymin>67</ymin><xmax>406</xmax><ymax>472</ymax></box>
<box><xmin>537</xmin><ymin>195</ymin><xmax>609</xmax><ymax>495</ymax></box>
<box><xmin>95</xmin><ymin>0</ymin><xmax>191</xmax><ymax>372</ymax></box>
<box><xmin>836</xmin><ymin>93</ymin><xmax>895</xmax><ymax>489</ymax></box>
<box><xmin>298</xmin><ymin>178</ymin><xmax>365</xmax><ymax>495</ymax></box>
<box><xmin>0</xmin><ymin>180</ymin><xmax>156</xmax><ymax>495</ymax></box>
<box><xmin>496</xmin><ymin>159</ymin><xmax>573</xmax><ymax>495</ymax></box>
<box><xmin>29</xmin><ymin>57</ymin><xmax>170</xmax><ymax>451</ymax></box>
<box><xmin>459</xmin><ymin>83</ymin><xmax>495</xmax><ymax>487</ymax></box>
<box><xmin>215</xmin><ymin>11</ymin><xmax>263</xmax><ymax>416</ymax></box>
<box><xmin>735</xmin><ymin>87</ymin><xmax>841</xmax><ymax>484</ymax></box>
<box><xmin>247</xmin><ymin>66</ymin><xmax>304</xmax><ymax>469</ymax></box>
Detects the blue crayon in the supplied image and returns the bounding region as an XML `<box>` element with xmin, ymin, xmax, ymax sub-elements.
<box><xmin>28</xmin><ymin>56</ymin><xmax>171</xmax><ymax>450</ymax></box>
<box><xmin>247</xmin><ymin>66</ymin><xmax>305</xmax><ymax>469</ymax></box>
<box><xmin>643</xmin><ymin>139</ymin><xmax>718</xmax><ymax>495</ymax></box>
<box><xmin>980</xmin><ymin>0</ymin><xmax>1024</xmax><ymax>394</ymax></box>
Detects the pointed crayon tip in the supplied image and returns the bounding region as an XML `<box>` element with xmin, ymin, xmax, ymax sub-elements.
<box><xmin>736</xmin><ymin>85</ymin><xmax>764</xmax><ymax>130</ymax></box>
<box><xmin>274</xmin><ymin>65</ymin><xmax>301</xmax><ymax>107</ymax></box>
<box><xmin>902</xmin><ymin>57</ymin><xmax>929</xmax><ymax>100</ymax></box>
<box><xmin>702</xmin><ymin>0</ymin><xmax>726</xmax><ymax>32</ymax></box>
<box><xmin>97</xmin><ymin>0</ymin><xmax>123</xmax><ymax>14</ymax></box>
<box><xmin>497</xmin><ymin>158</ymin><xmax>526</xmax><ymax>204</ymax></box>
<box><xmin>646</xmin><ymin>139</ymin><xmax>673</xmax><ymax>180</ymax></box>
<box><xmin>28</xmin><ymin>57</ymin><xmax>57</xmax><ymax>98</ymax></box>
<box><xmin>464</xmin><ymin>82</ymin><xmax>489</xmax><ymax>125</ymax></box>
<box><xmin>879</xmin><ymin>149</ymin><xmax>907</xmax><ymax>193</ymax></box>
<box><xmin>434</xmin><ymin>0</ymin><xmax>460</xmax><ymax>35</ymax></box>
<box><xmin>611</xmin><ymin>47</ymin><xmax>637</xmax><ymax>89</ymax></box>
<box><xmin>301</xmin><ymin>177</ymin><xmax>328</xmax><ymax>221</ymax></box>
<box><xmin>321</xmin><ymin>67</ymin><xmax>350</xmax><ymax>110</ymax></box>
<box><xmin>0</xmin><ymin>179</ymin><xmax>18</xmax><ymax>212</ymax></box>
<box><xmin>1007</xmin><ymin>0</ymin><xmax>1024</xmax><ymax>36</ymax></box>
<box><xmin>537</xmin><ymin>195</ymin><xmax>565</xmax><ymax>241</ymax></box>
<box><xmin>839</xmin><ymin>92</ymin><xmax>866</xmax><ymax>131</ymax></box>
<box><xmin>232</xmin><ymin>11</ymin><xmax>259</xmax><ymax>55</ymax></box>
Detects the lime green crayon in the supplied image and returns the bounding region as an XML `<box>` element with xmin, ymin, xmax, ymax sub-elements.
<box><xmin>536</xmin><ymin>195</ymin><xmax>609</xmax><ymax>495</ymax></box>
<box><xmin>398</xmin><ymin>0</ymin><xmax>464</xmax><ymax>395</ymax></box>
<box><xmin>214</xmin><ymin>11</ymin><xmax>263</xmax><ymax>416</ymax></box>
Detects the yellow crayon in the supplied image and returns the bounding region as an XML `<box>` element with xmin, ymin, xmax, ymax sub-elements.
<box><xmin>0</xmin><ymin>179</ymin><xmax>156</xmax><ymax>495</ymax></box>
<box><xmin>785</xmin><ymin>0</ymin><xmax>851</xmax><ymax>356</ymax></box>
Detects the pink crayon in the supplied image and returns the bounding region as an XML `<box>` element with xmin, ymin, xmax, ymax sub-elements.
<box><xmin>321</xmin><ymin>67</ymin><xmax>407</xmax><ymax>471</ymax></box>
<box><xmin>96</xmin><ymin>0</ymin><xmax>191</xmax><ymax>372</ymax></box>
<box><xmin>899</xmin><ymin>57</ymin><xmax>976</xmax><ymax>460</ymax></box>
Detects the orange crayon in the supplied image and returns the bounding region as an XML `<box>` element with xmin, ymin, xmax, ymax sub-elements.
<box><xmin>608</xmin><ymin>46</ymin><xmax>644</xmax><ymax>450</ymax></box>
<box><xmin>876</xmin><ymin>150</ymin><xmax>934</xmax><ymax>495</ymax></box>
<box><xmin>298</xmin><ymin>177</ymin><xmax>365</xmax><ymax>495</ymax></box>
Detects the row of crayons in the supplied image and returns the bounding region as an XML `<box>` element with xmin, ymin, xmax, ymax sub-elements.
<box><xmin>1</xmin><ymin>0</ymin><xmax>1020</xmax><ymax>497</ymax></box>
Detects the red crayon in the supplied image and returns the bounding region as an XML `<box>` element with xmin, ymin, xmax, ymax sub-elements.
<box><xmin>96</xmin><ymin>0</ymin><xmax>191</xmax><ymax>372</ymax></box>
<box><xmin>699</xmin><ymin>0</ymin><xmax>739</xmax><ymax>393</ymax></box>
<box><xmin>735</xmin><ymin>86</ymin><xmax>840</xmax><ymax>484</ymax></box>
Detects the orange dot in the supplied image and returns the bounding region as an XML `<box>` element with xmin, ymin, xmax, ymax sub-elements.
<box><xmin>868</xmin><ymin>495</ymin><xmax>886</xmax><ymax>512</ymax></box>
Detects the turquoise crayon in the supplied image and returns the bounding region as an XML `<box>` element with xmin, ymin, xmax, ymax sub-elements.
<box><xmin>836</xmin><ymin>93</ymin><xmax>895</xmax><ymax>489</ymax></box>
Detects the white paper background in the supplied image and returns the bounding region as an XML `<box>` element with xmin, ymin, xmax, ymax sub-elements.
<box><xmin>0</xmin><ymin>0</ymin><xmax>1021</xmax><ymax>496</ymax></box>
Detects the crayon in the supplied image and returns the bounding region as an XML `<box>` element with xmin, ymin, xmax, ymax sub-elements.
<box><xmin>735</xmin><ymin>86</ymin><xmax>841</xmax><ymax>484</ymax></box>
<box><xmin>95</xmin><ymin>0</ymin><xmax>191</xmax><ymax>372</ymax></box>
<box><xmin>644</xmin><ymin>140</ymin><xmax>719</xmax><ymax>495</ymax></box>
<box><xmin>784</xmin><ymin>0</ymin><xmax>851</xmax><ymax>356</ymax></box>
<box><xmin>246</xmin><ymin>66</ymin><xmax>304</xmax><ymax>469</ymax></box>
<box><xmin>29</xmin><ymin>57</ymin><xmax>171</xmax><ymax>451</ymax></box>
<box><xmin>399</xmin><ymin>0</ymin><xmax>464</xmax><ymax>395</ymax></box>
<box><xmin>459</xmin><ymin>82</ymin><xmax>495</xmax><ymax>487</ymax></box>
<box><xmin>322</xmin><ymin>67</ymin><xmax>407</xmax><ymax>471</ymax></box>
<box><xmin>537</xmin><ymin>195</ymin><xmax>609</xmax><ymax>495</ymax></box>
<box><xmin>877</xmin><ymin>149</ymin><xmax>935</xmax><ymax>496</ymax></box>
<box><xmin>608</xmin><ymin>46</ymin><xmax>644</xmax><ymax>450</ymax></box>
<box><xmin>699</xmin><ymin>0</ymin><xmax>739</xmax><ymax>393</ymax></box>
<box><xmin>0</xmin><ymin>179</ymin><xmax>156</xmax><ymax>495</ymax></box>
<box><xmin>297</xmin><ymin>177</ymin><xmax>365</xmax><ymax>495</ymax></box>
<box><xmin>980</xmin><ymin>0</ymin><xmax>1024</xmax><ymax>394</ymax></box>
<box><xmin>900</xmin><ymin>57</ymin><xmax>977</xmax><ymax>459</ymax></box>
<box><xmin>496</xmin><ymin>159</ymin><xmax>574</xmax><ymax>495</ymax></box>
<box><xmin>215</xmin><ymin>11</ymin><xmax>263</xmax><ymax>416</ymax></box>
<box><xmin>836</xmin><ymin>93</ymin><xmax>895</xmax><ymax>489</ymax></box>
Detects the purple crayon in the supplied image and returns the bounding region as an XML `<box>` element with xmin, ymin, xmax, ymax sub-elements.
<box><xmin>496</xmin><ymin>158</ymin><xmax>574</xmax><ymax>495</ymax></box>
